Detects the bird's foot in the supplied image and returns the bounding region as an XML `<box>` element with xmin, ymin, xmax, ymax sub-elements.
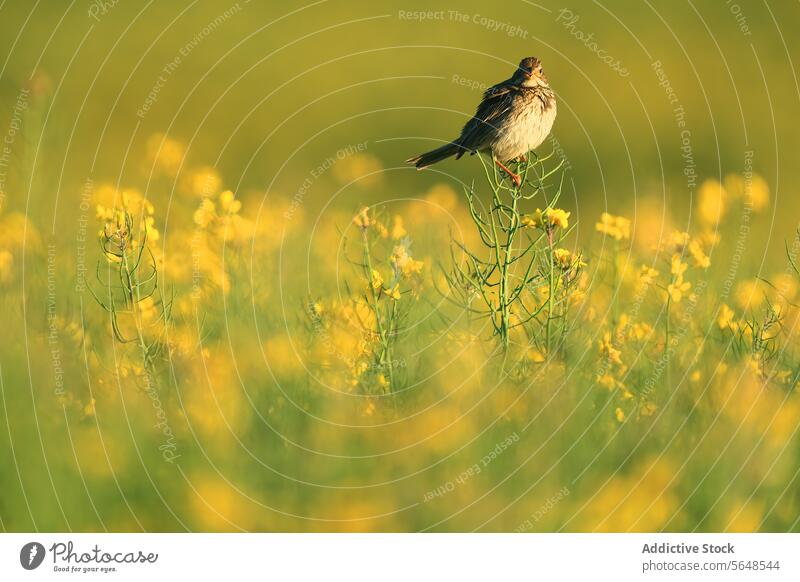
<box><xmin>494</xmin><ymin>158</ymin><xmax>522</xmax><ymax>188</ymax></box>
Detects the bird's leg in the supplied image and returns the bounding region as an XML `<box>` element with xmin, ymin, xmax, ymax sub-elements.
<box><xmin>494</xmin><ymin>158</ymin><xmax>521</xmax><ymax>187</ymax></box>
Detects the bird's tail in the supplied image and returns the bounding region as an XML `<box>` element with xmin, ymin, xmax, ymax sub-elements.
<box><xmin>406</xmin><ymin>142</ymin><xmax>461</xmax><ymax>169</ymax></box>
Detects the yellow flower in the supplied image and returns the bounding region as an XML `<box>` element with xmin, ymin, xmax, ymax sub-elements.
<box><xmin>146</xmin><ymin>133</ymin><xmax>185</xmax><ymax>177</ymax></box>
<box><xmin>370</xmin><ymin>269</ymin><xmax>383</xmax><ymax>290</ymax></box>
<box><xmin>391</xmin><ymin>246</ymin><xmax>424</xmax><ymax>279</ymax></box>
<box><xmin>595</xmin><ymin>212</ymin><xmax>631</xmax><ymax>240</ymax></box>
<box><xmin>697</xmin><ymin>179</ymin><xmax>728</xmax><ymax>225</ymax></box>
<box><xmin>377</xmin><ymin>374</ymin><xmax>390</xmax><ymax>390</ymax></box>
<box><xmin>218</xmin><ymin>190</ymin><xmax>241</xmax><ymax>214</ymax></box>
<box><xmin>95</xmin><ymin>204</ymin><xmax>114</xmax><ymax>221</ymax></box>
<box><xmin>391</xmin><ymin>215</ymin><xmax>407</xmax><ymax>240</ymax></box>
<box><xmin>521</xmin><ymin>209</ymin><xmax>543</xmax><ymax>229</ymax></box>
<box><xmin>353</xmin><ymin>361</ymin><xmax>368</xmax><ymax>377</ymax></box>
<box><xmin>639</xmin><ymin>265</ymin><xmax>659</xmax><ymax>283</ymax></box>
<box><xmin>384</xmin><ymin>284</ymin><xmax>401</xmax><ymax>301</ymax></box>
<box><xmin>187</xmin><ymin>166</ymin><xmax>221</xmax><ymax>198</ymax></box>
<box><xmin>353</xmin><ymin>206</ymin><xmax>371</xmax><ymax>229</ymax></box>
<box><xmin>597</xmin><ymin>373</ymin><xmax>618</xmax><ymax>391</ymax></box>
<box><xmin>528</xmin><ymin>348</ymin><xmax>546</xmax><ymax>363</ymax></box>
<box><xmin>599</xmin><ymin>331</ymin><xmax>623</xmax><ymax>366</ymax></box>
<box><xmin>688</xmin><ymin>239</ymin><xmax>710</xmax><ymax>268</ymax></box>
<box><xmin>333</xmin><ymin>153</ymin><xmax>384</xmax><ymax>187</ymax></box>
<box><xmin>734</xmin><ymin>279</ymin><xmax>764</xmax><ymax>310</ymax></box>
<box><xmin>615</xmin><ymin>407</ymin><xmax>625</xmax><ymax>422</ymax></box>
<box><xmin>629</xmin><ymin>322</ymin><xmax>654</xmax><ymax>342</ymax></box>
<box><xmin>0</xmin><ymin>249</ymin><xmax>12</xmax><ymax>282</ymax></box>
<box><xmin>375</xmin><ymin>222</ymin><xmax>389</xmax><ymax>238</ymax></box>
<box><xmin>144</xmin><ymin>216</ymin><xmax>159</xmax><ymax>241</ymax></box>
<box><xmin>83</xmin><ymin>398</ymin><xmax>96</xmax><ymax>419</ymax></box>
<box><xmin>640</xmin><ymin>402</ymin><xmax>657</xmax><ymax>417</ymax></box>
<box><xmin>521</xmin><ymin>208</ymin><xmax>570</xmax><ymax>230</ymax></box>
<box><xmin>717</xmin><ymin>303</ymin><xmax>735</xmax><ymax>330</ymax></box>
<box><xmin>553</xmin><ymin>248</ymin><xmax>572</xmax><ymax>268</ymax></box>
<box><xmin>725</xmin><ymin>173</ymin><xmax>769</xmax><ymax>212</ymax></box>
<box><xmin>545</xmin><ymin>208</ymin><xmax>570</xmax><ymax>230</ymax></box>
<box><xmin>553</xmin><ymin>248</ymin><xmax>585</xmax><ymax>270</ymax></box>
<box><xmin>670</xmin><ymin>255</ymin><xmax>688</xmax><ymax>277</ymax></box>
<box><xmin>193</xmin><ymin>198</ymin><xmax>216</xmax><ymax>227</ymax></box>
<box><xmin>667</xmin><ymin>276</ymin><xmax>691</xmax><ymax>303</ymax></box>
<box><xmin>669</xmin><ymin>230</ymin><xmax>690</xmax><ymax>251</ymax></box>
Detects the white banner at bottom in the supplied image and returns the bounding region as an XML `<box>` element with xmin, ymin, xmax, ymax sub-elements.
<box><xmin>1</xmin><ymin>533</ymin><xmax>798</xmax><ymax>581</ymax></box>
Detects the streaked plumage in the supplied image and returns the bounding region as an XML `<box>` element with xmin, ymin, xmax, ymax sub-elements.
<box><xmin>407</xmin><ymin>57</ymin><xmax>557</xmax><ymax>184</ymax></box>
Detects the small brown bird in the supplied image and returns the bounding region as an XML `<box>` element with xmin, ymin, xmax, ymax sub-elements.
<box><xmin>407</xmin><ymin>57</ymin><xmax>557</xmax><ymax>186</ymax></box>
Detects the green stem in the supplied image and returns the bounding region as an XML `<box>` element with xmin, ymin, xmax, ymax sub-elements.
<box><xmin>121</xmin><ymin>243</ymin><xmax>152</xmax><ymax>374</ymax></box>
<box><xmin>361</xmin><ymin>230</ymin><xmax>395</xmax><ymax>392</ymax></box>
<box><xmin>546</xmin><ymin>228</ymin><xmax>555</xmax><ymax>355</ymax></box>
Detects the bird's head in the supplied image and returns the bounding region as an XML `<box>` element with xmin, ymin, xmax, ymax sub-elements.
<box><xmin>514</xmin><ymin>57</ymin><xmax>548</xmax><ymax>87</ymax></box>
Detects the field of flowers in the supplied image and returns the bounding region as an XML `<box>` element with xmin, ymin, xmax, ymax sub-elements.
<box><xmin>1</xmin><ymin>1</ymin><xmax>799</xmax><ymax>533</ymax></box>
<box><xmin>1</xmin><ymin>112</ymin><xmax>798</xmax><ymax>531</ymax></box>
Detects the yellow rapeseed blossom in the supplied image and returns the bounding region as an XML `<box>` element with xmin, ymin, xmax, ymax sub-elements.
<box><xmin>553</xmin><ymin>248</ymin><xmax>585</xmax><ymax>270</ymax></box>
<box><xmin>595</xmin><ymin>212</ymin><xmax>631</xmax><ymax>240</ymax></box>
<box><xmin>521</xmin><ymin>209</ymin><xmax>543</xmax><ymax>229</ymax></box>
<box><xmin>528</xmin><ymin>348</ymin><xmax>546</xmax><ymax>363</ymax></box>
<box><xmin>374</xmin><ymin>222</ymin><xmax>389</xmax><ymax>238</ymax></box>
<box><xmin>370</xmin><ymin>269</ymin><xmax>383</xmax><ymax>290</ymax></box>
<box><xmin>615</xmin><ymin>407</ymin><xmax>625</xmax><ymax>422</ymax></box>
<box><xmin>96</xmin><ymin>204</ymin><xmax>114</xmax><ymax>222</ymax></box>
<box><xmin>376</xmin><ymin>374</ymin><xmax>390</xmax><ymax>390</ymax></box>
<box><xmin>628</xmin><ymin>322</ymin><xmax>654</xmax><ymax>342</ymax></box>
<box><xmin>747</xmin><ymin>174</ymin><xmax>770</xmax><ymax>212</ymax></box>
<box><xmin>688</xmin><ymin>239</ymin><xmax>710</xmax><ymax>268</ymax></box>
<box><xmin>640</xmin><ymin>265</ymin><xmax>659</xmax><ymax>283</ymax></box>
<box><xmin>522</xmin><ymin>208</ymin><xmax>570</xmax><ymax>230</ymax></box>
<box><xmin>671</xmin><ymin>255</ymin><xmax>688</xmax><ymax>277</ymax></box>
<box><xmin>333</xmin><ymin>153</ymin><xmax>383</xmax><ymax>187</ymax></box>
<box><xmin>599</xmin><ymin>331</ymin><xmax>623</xmax><ymax>366</ymax></box>
<box><xmin>353</xmin><ymin>206</ymin><xmax>371</xmax><ymax>229</ymax></box>
<box><xmin>193</xmin><ymin>198</ymin><xmax>216</xmax><ymax>228</ymax></box>
<box><xmin>697</xmin><ymin>179</ymin><xmax>728</xmax><ymax>225</ymax></box>
<box><xmin>144</xmin><ymin>215</ymin><xmax>160</xmax><ymax>241</ymax></box>
<box><xmin>384</xmin><ymin>284</ymin><xmax>401</xmax><ymax>301</ymax></box>
<box><xmin>734</xmin><ymin>279</ymin><xmax>764</xmax><ymax>310</ymax></box>
<box><xmin>669</xmin><ymin>230</ymin><xmax>691</xmax><ymax>251</ymax></box>
<box><xmin>725</xmin><ymin>172</ymin><xmax>770</xmax><ymax>212</ymax></box>
<box><xmin>641</xmin><ymin>402</ymin><xmax>657</xmax><ymax>417</ymax></box>
<box><xmin>667</xmin><ymin>276</ymin><xmax>691</xmax><ymax>303</ymax></box>
<box><xmin>553</xmin><ymin>248</ymin><xmax>572</xmax><ymax>268</ymax></box>
<box><xmin>186</xmin><ymin>166</ymin><xmax>222</xmax><ymax>198</ymax></box>
<box><xmin>218</xmin><ymin>190</ymin><xmax>241</xmax><ymax>214</ymax></box>
<box><xmin>146</xmin><ymin>132</ymin><xmax>185</xmax><ymax>177</ymax></box>
<box><xmin>717</xmin><ymin>303</ymin><xmax>735</xmax><ymax>330</ymax></box>
<box><xmin>0</xmin><ymin>249</ymin><xmax>12</xmax><ymax>282</ymax></box>
<box><xmin>391</xmin><ymin>215</ymin><xmax>407</xmax><ymax>240</ymax></box>
<box><xmin>390</xmin><ymin>245</ymin><xmax>424</xmax><ymax>278</ymax></box>
<box><xmin>546</xmin><ymin>208</ymin><xmax>570</xmax><ymax>229</ymax></box>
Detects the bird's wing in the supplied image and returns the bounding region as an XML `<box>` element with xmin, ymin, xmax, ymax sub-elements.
<box><xmin>455</xmin><ymin>81</ymin><xmax>519</xmax><ymax>153</ymax></box>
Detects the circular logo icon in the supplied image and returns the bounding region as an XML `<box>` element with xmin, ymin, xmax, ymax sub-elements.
<box><xmin>20</xmin><ymin>542</ymin><xmax>46</xmax><ymax>570</ymax></box>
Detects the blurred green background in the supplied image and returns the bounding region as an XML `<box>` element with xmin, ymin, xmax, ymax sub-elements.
<box><xmin>0</xmin><ymin>0</ymin><xmax>798</xmax><ymax>532</ymax></box>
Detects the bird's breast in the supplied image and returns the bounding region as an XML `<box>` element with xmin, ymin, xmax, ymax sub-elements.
<box><xmin>491</xmin><ymin>93</ymin><xmax>557</xmax><ymax>161</ymax></box>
